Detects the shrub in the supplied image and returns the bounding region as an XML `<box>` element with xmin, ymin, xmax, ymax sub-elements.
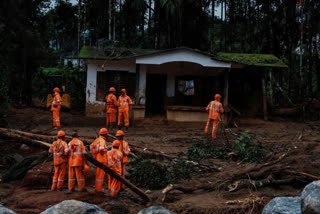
<box><xmin>233</xmin><ymin>131</ymin><xmax>267</xmax><ymax>163</ymax></box>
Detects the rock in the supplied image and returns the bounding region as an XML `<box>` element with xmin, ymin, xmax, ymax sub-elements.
<box><xmin>301</xmin><ymin>180</ymin><xmax>320</xmax><ymax>214</ymax></box>
<box><xmin>20</xmin><ymin>144</ymin><xmax>30</xmax><ymax>151</ymax></box>
<box><xmin>40</xmin><ymin>200</ymin><xmax>108</xmax><ymax>214</ymax></box>
<box><xmin>0</xmin><ymin>205</ymin><xmax>17</xmax><ymax>214</ymax></box>
<box><xmin>138</xmin><ymin>206</ymin><xmax>175</xmax><ymax>214</ymax></box>
<box><xmin>262</xmin><ymin>197</ymin><xmax>301</xmax><ymax>214</ymax></box>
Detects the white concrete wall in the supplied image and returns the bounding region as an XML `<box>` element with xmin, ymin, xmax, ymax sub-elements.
<box><xmin>85</xmin><ymin>59</ymin><xmax>136</xmax><ymax>105</ymax></box>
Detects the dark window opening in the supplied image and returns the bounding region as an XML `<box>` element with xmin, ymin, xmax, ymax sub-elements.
<box><xmin>96</xmin><ymin>71</ymin><xmax>136</xmax><ymax>102</ymax></box>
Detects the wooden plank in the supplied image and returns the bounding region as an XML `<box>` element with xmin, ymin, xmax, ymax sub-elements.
<box><xmin>223</xmin><ymin>68</ymin><xmax>230</xmax><ymax>107</ymax></box>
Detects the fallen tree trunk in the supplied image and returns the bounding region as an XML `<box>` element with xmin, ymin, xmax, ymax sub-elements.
<box><xmin>227</xmin><ymin>177</ymin><xmax>295</xmax><ymax>192</ymax></box>
<box><xmin>0</xmin><ymin>131</ymin><xmax>151</xmax><ymax>204</ymax></box>
<box><xmin>84</xmin><ymin>154</ymin><xmax>150</xmax><ymax>203</ymax></box>
<box><xmin>161</xmin><ymin>182</ymin><xmax>224</xmax><ymax>202</ymax></box>
<box><xmin>0</xmin><ymin>128</ymin><xmax>172</xmax><ymax>160</ymax></box>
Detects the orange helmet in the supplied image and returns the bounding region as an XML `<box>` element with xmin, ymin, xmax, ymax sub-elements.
<box><xmin>112</xmin><ymin>140</ymin><xmax>121</xmax><ymax>147</ymax></box>
<box><xmin>109</xmin><ymin>87</ymin><xmax>116</xmax><ymax>92</ymax></box>
<box><xmin>115</xmin><ymin>130</ymin><xmax>125</xmax><ymax>137</ymax></box>
<box><xmin>121</xmin><ymin>88</ymin><xmax>126</xmax><ymax>93</ymax></box>
<box><xmin>214</xmin><ymin>94</ymin><xmax>221</xmax><ymax>101</ymax></box>
<box><xmin>83</xmin><ymin>164</ymin><xmax>90</xmax><ymax>174</ymax></box>
<box><xmin>99</xmin><ymin>128</ymin><xmax>109</xmax><ymax>135</ymax></box>
<box><xmin>57</xmin><ymin>130</ymin><xmax>65</xmax><ymax>137</ymax></box>
<box><xmin>53</xmin><ymin>87</ymin><xmax>60</xmax><ymax>92</ymax></box>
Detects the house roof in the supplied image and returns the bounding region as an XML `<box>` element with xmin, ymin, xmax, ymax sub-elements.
<box><xmin>216</xmin><ymin>53</ymin><xmax>288</xmax><ymax>68</ymax></box>
<box><xmin>77</xmin><ymin>46</ymin><xmax>287</xmax><ymax>68</ymax></box>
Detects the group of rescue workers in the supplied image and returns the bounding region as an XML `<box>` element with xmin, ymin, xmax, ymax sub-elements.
<box><xmin>51</xmin><ymin>87</ymin><xmax>133</xmax><ymax>132</ymax></box>
<box><xmin>49</xmin><ymin>85</ymin><xmax>224</xmax><ymax>197</ymax></box>
<box><xmin>49</xmin><ymin>128</ymin><xmax>130</xmax><ymax>197</ymax></box>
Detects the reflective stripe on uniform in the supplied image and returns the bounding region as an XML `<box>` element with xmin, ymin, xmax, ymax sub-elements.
<box><xmin>96</xmin><ymin>178</ymin><xmax>104</xmax><ymax>182</ymax></box>
<box><xmin>54</xmin><ymin>152</ymin><xmax>63</xmax><ymax>155</ymax></box>
<box><xmin>58</xmin><ymin>179</ymin><xmax>64</xmax><ymax>182</ymax></box>
<box><xmin>111</xmin><ymin>188</ymin><xmax>119</xmax><ymax>193</ymax></box>
<box><xmin>77</xmin><ymin>178</ymin><xmax>85</xmax><ymax>181</ymax></box>
<box><xmin>68</xmin><ymin>179</ymin><xmax>76</xmax><ymax>181</ymax></box>
<box><xmin>52</xmin><ymin>179</ymin><xmax>57</xmax><ymax>182</ymax></box>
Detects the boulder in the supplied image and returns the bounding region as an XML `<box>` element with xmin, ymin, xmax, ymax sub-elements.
<box><xmin>262</xmin><ymin>197</ymin><xmax>301</xmax><ymax>214</ymax></box>
<box><xmin>301</xmin><ymin>180</ymin><xmax>320</xmax><ymax>214</ymax></box>
<box><xmin>40</xmin><ymin>200</ymin><xmax>108</xmax><ymax>214</ymax></box>
<box><xmin>0</xmin><ymin>205</ymin><xmax>17</xmax><ymax>214</ymax></box>
<box><xmin>138</xmin><ymin>206</ymin><xmax>175</xmax><ymax>214</ymax></box>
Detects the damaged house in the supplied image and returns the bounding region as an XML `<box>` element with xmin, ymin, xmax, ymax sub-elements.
<box><xmin>79</xmin><ymin>46</ymin><xmax>287</xmax><ymax>122</ymax></box>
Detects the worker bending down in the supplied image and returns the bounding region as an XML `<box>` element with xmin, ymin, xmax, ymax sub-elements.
<box><xmin>49</xmin><ymin>130</ymin><xmax>69</xmax><ymax>191</ymax></box>
<box><xmin>107</xmin><ymin>140</ymin><xmax>123</xmax><ymax>197</ymax></box>
<box><xmin>66</xmin><ymin>132</ymin><xmax>87</xmax><ymax>194</ymax></box>
<box><xmin>51</xmin><ymin>87</ymin><xmax>62</xmax><ymax>128</ymax></box>
<box><xmin>115</xmin><ymin>130</ymin><xmax>130</xmax><ymax>190</ymax></box>
<box><xmin>106</xmin><ymin>87</ymin><xmax>118</xmax><ymax>132</ymax></box>
<box><xmin>117</xmin><ymin>89</ymin><xmax>133</xmax><ymax>132</ymax></box>
<box><xmin>205</xmin><ymin>94</ymin><xmax>224</xmax><ymax>140</ymax></box>
<box><xmin>91</xmin><ymin>128</ymin><xmax>109</xmax><ymax>193</ymax></box>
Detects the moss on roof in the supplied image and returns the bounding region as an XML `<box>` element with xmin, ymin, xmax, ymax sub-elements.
<box><xmin>216</xmin><ymin>53</ymin><xmax>287</xmax><ymax>68</ymax></box>
<box><xmin>78</xmin><ymin>45</ymin><xmax>160</xmax><ymax>60</ymax></box>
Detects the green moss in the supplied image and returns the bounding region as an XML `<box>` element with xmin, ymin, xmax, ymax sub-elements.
<box><xmin>217</xmin><ymin>52</ymin><xmax>288</xmax><ymax>68</ymax></box>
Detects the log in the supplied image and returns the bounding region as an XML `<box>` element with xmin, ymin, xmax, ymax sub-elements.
<box><xmin>230</xmin><ymin>153</ymin><xmax>287</xmax><ymax>180</ymax></box>
<box><xmin>0</xmin><ymin>128</ymin><xmax>170</xmax><ymax>160</ymax></box>
<box><xmin>161</xmin><ymin>182</ymin><xmax>224</xmax><ymax>202</ymax></box>
<box><xmin>84</xmin><ymin>154</ymin><xmax>151</xmax><ymax>203</ymax></box>
<box><xmin>0</xmin><ymin>130</ymin><xmax>151</xmax><ymax>204</ymax></box>
<box><xmin>227</xmin><ymin>177</ymin><xmax>295</xmax><ymax>192</ymax></box>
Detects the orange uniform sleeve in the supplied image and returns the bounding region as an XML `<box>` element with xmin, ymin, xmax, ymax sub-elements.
<box><xmin>80</xmin><ymin>141</ymin><xmax>87</xmax><ymax>154</ymax></box>
<box><xmin>124</xmin><ymin>142</ymin><xmax>130</xmax><ymax>156</ymax></box>
<box><xmin>90</xmin><ymin>140</ymin><xmax>98</xmax><ymax>155</ymax></box>
<box><xmin>63</xmin><ymin>142</ymin><xmax>69</xmax><ymax>155</ymax></box>
<box><xmin>49</xmin><ymin>143</ymin><xmax>54</xmax><ymax>153</ymax></box>
<box><xmin>113</xmin><ymin>96</ymin><xmax>118</xmax><ymax>107</ymax></box>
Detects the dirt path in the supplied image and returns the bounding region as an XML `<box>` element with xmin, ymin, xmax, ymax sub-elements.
<box><xmin>1</xmin><ymin>107</ymin><xmax>320</xmax><ymax>213</ymax></box>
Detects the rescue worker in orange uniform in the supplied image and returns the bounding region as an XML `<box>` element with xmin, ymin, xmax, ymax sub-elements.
<box><xmin>117</xmin><ymin>89</ymin><xmax>133</xmax><ymax>132</ymax></box>
<box><xmin>105</xmin><ymin>87</ymin><xmax>118</xmax><ymax>131</ymax></box>
<box><xmin>90</xmin><ymin>128</ymin><xmax>109</xmax><ymax>193</ymax></box>
<box><xmin>66</xmin><ymin>132</ymin><xmax>87</xmax><ymax>194</ymax></box>
<box><xmin>107</xmin><ymin>140</ymin><xmax>123</xmax><ymax>197</ymax></box>
<box><xmin>205</xmin><ymin>94</ymin><xmax>224</xmax><ymax>140</ymax></box>
<box><xmin>49</xmin><ymin>130</ymin><xmax>69</xmax><ymax>191</ymax></box>
<box><xmin>51</xmin><ymin>87</ymin><xmax>62</xmax><ymax>129</ymax></box>
<box><xmin>115</xmin><ymin>130</ymin><xmax>130</xmax><ymax>190</ymax></box>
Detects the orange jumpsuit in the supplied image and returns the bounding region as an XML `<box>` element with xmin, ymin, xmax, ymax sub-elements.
<box><xmin>49</xmin><ymin>139</ymin><xmax>69</xmax><ymax>190</ymax></box>
<box><xmin>107</xmin><ymin>149</ymin><xmax>123</xmax><ymax>197</ymax></box>
<box><xmin>106</xmin><ymin>93</ymin><xmax>118</xmax><ymax>124</ymax></box>
<box><xmin>205</xmin><ymin>100</ymin><xmax>224</xmax><ymax>140</ymax></box>
<box><xmin>51</xmin><ymin>92</ymin><xmax>62</xmax><ymax>127</ymax></box>
<box><xmin>68</xmin><ymin>138</ymin><xmax>87</xmax><ymax>191</ymax></box>
<box><xmin>117</xmin><ymin>94</ymin><xmax>133</xmax><ymax>127</ymax></box>
<box><xmin>93</xmin><ymin>136</ymin><xmax>108</xmax><ymax>192</ymax></box>
<box><xmin>118</xmin><ymin>140</ymin><xmax>130</xmax><ymax>189</ymax></box>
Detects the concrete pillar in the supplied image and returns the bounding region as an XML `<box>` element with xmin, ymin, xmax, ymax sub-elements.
<box><xmin>166</xmin><ymin>74</ymin><xmax>175</xmax><ymax>97</ymax></box>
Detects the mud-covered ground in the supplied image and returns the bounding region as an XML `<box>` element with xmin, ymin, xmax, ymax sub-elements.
<box><xmin>0</xmin><ymin>107</ymin><xmax>320</xmax><ymax>214</ymax></box>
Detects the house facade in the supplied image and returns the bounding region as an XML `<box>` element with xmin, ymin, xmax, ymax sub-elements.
<box><xmin>81</xmin><ymin>46</ymin><xmax>287</xmax><ymax>122</ymax></box>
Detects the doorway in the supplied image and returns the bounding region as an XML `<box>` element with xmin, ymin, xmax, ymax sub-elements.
<box><xmin>145</xmin><ymin>73</ymin><xmax>167</xmax><ymax>116</ymax></box>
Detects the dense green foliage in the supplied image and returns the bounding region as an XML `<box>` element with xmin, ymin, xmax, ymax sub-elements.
<box><xmin>0</xmin><ymin>0</ymin><xmax>319</xmax><ymax>110</ymax></box>
<box><xmin>187</xmin><ymin>132</ymin><xmax>267</xmax><ymax>163</ymax></box>
<box><xmin>128</xmin><ymin>157</ymin><xmax>193</xmax><ymax>189</ymax></box>
<box><xmin>233</xmin><ymin>131</ymin><xmax>268</xmax><ymax>163</ymax></box>
<box><xmin>32</xmin><ymin>65</ymin><xmax>86</xmax><ymax>110</ymax></box>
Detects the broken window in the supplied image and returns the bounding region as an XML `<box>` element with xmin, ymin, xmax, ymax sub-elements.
<box><xmin>96</xmin><ymin>71</ymin><xmax>136</xmax><ymax>102</ymax></box>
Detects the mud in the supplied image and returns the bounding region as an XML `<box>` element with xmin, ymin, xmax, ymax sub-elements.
<box><xmin>0</xmin><ymin>107</ymin><xmax>320</xmax><ymax>213</ymax></box>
